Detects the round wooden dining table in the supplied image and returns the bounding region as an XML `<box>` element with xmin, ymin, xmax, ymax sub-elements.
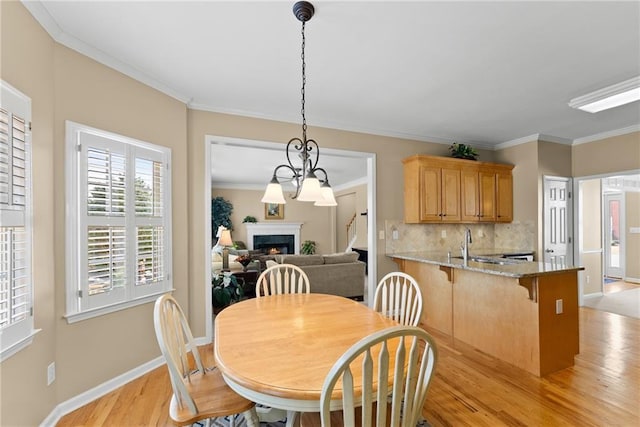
<box><xmin>214</xmin><ymin>293</ymin><xmax>400</xmax><ymax>422</ymax></box>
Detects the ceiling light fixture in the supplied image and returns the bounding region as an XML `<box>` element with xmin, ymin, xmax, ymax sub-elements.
<box><xmin>261</xmin><ymin>1</ymin><xmax>337</xmax><ymax>207</ymax></box>
<box><xmin>569</xmin><ymin>76</ymin><xmax>640</xmax><ymax>113</ymax></box>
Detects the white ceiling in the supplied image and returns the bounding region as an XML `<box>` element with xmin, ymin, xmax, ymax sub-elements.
<box><xmin>23</xmin><ymin>1</ymin><xmax>640</xmax><ymax>188</ymax></box>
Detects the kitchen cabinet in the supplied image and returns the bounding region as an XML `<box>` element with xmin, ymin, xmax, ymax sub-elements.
<box><xmin>404</xmin><ymin>155</ymin><xmax>513</xmax><ymax>224</ymax></box>
<box><xmin>404</xmin><ymin>158</ymin><xmax>460</xmax><ymax>223</ymax></box>
<box><xmin>391</xmin><ymin>255</ymin><xmax>581</xmax><ymax>377</ymax></box>
<box><xmin>496</xmin><ymin>170</ymin><xmax>513</xmax><ymax>222</ymax></box>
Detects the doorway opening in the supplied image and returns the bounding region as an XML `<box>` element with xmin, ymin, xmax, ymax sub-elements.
<box><xmin>575</xmin><ymin>171</ymin><xmax>640</xmax><ymax>313</ymax></box>
<box><xmin>203</xmin><ymin>136</ymin><xmax>377</xmax><ymax>342</ymax></box>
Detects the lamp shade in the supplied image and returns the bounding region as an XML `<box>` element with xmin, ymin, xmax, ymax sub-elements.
<box><xmin>314</xmin><ymin>184</ymin><xmax>337</xmax><ymax>206</ymax></box>
<box><xmin>297</xmin><ymin>171</ymin><xmax>323</xmax><ymax>202</ymax></box>
<box><xmin>218</xmin><ymin>229</ymin><xmax>233</xmax><ymax>247</ymax></box>
<box><xmin>261</xmin><ymin>180</ymin><xmax>287</xmax><ymax>204</ymax></box>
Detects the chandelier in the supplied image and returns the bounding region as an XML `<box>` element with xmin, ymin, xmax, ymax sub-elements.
<box><xmin>261</xmin><ymin>1</ymin><xmax>337</xmax><ymax>207</ymax></box>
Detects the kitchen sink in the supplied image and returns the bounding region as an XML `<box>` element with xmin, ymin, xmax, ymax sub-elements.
<box><xmin>453</xmin><ymin>256</ymin><xmax>519</xmax><ymax>266</ymax></box>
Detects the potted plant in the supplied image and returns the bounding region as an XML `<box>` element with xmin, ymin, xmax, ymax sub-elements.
<box><xmin>211</xmin><ymin>196</ymin><xmax>234</xmax><ymax>237</ymax></box>
<box><xmin>301</xmin><ymin>240</ymin><xmax>316</xmax><ymax>255</ymax></box>
<box><xmin>212</xmin><ymin>271</ymin><xmax>244</xmax><ymax>312</ymax></box>
<box><xmin>242</xmin><ymin>215</ymin><xmax>257</xmax><ymax>223</ymax></box>
<box><xmin>449</xmin><ymin>143</ymin><xmax>478</xmax><ymax>160</ymax></box>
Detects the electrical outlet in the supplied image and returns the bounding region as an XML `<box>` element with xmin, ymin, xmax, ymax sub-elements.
<box><xmin>586</xmin><ymin>275</ymin><xmax>590</xmax><ymax>284</ymax></box>
<box><xmin>47</xmin><ymin>362</ymin><xmax>56</xmax><ymax>385</ymax></box>
<box><xmin>392</xmin><ymin>229</ymin><xmax>399</xmax><ymax>240</ymax></box>
<box><xmin>555</xmin><ymin>299</ymin><xmax>563</xmax><ymax>314</ymax></box>
<box><xmin>378</xmin><ymin>230</ymin><xmax>385</xmax><ymax>240</ymax></box>
<box><xmin>441</xmin><ymin>230</ymin><xmax>446</xmax><ymax>238</ymax></box>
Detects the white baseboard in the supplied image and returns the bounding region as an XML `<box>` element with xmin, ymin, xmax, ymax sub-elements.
<box><xmin>582</xmin><ymin>292</ymin><xmax>604</xmax><ymax>301</ymax></box>
<box><xmin>624</xmin><ymin>277</ymin><xmax>640</xmax><ymax>284</ymax></box>
<box><xmin>39</xmin><ymin>355</ymin><xmax>164</xmax><ymax>427</ymax></box>
<box><xmin>40</xmin><ymin>334</ymin><xmax>212</xmax><ymax>426</ymax></box>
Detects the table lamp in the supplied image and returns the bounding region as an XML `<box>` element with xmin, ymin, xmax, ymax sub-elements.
<box><xmin>218</xmin><ymin>229</ymin><xmax>233</xmax><ymax>271</ymax></box>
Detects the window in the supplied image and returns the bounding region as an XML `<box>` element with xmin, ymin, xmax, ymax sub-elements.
<box><xmin>66</xmin><ymin>122</ymin><xmax>172</xmax><ymax>322</ymax></box>
<box><xmin>0</xmin><ymin>80</ymin><xmax>36</xmax><ymax>361</ymax></box>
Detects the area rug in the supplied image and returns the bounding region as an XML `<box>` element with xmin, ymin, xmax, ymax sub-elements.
<box><xmin>583</xmin><ymin>287</ymin><xmax>640</xmax><ymax>319</ymax></box>
<box><xmin>194</xmin><ymin>414</ymin><xmax>284</xmax><ymax>427</ymax></box>
<box><xmin>195</xmin><ymin>413</ymin><xmax>431</xmax><ymax>426</ymax></box>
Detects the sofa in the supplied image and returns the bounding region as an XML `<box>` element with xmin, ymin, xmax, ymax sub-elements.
<box><xmin>271</xmin><ymin>252</ymin><xmax>366</xmax><ymax>300</ymax></box>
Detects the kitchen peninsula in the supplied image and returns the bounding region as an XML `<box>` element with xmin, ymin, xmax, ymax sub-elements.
<box><xmin>390</xmin><ymin>251</ymin><xmax>584</xmax><ymax>376</ymax></box>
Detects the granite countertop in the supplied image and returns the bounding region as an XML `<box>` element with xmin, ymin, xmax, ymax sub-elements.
<box><xmin>388</xmin><ymin>250</ymin><xmax>584</xmax><ymax>278</ymax></box>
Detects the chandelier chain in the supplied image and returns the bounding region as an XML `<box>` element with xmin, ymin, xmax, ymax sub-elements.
<box><xmin>301</xmin><ymin>21</ymin><xmax>307</xmax><ymax>141</ymax></box>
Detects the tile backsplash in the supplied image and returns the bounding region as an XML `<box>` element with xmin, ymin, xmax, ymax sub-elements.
<box><xmin>385</xmin><ymin>220</ymin><xmax>535</xmax><ymax>254</ymax></box>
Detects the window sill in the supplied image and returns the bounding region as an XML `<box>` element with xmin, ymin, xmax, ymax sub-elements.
<box><xmin>1</xmin><ymin>329</ymin><xmax>42</xmax><ymax>363</ymax></box>
<box><xmin>64</xmin><ymin>289</ymin><xmax>175</xmax><ymax>324</ymax></box>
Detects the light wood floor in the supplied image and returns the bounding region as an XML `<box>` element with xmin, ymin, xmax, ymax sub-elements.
<box><xmin>57</xmin><ymin>307</ymin><xmax>639</xmax><ymax>426</ymax></box>
<box><xmin>604</xmin><ymin>279</ymin><xmax>638</xmax><ymax>294</ymax></box>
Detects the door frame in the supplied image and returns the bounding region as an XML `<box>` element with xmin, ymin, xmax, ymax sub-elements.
<box><xmin>573</xmin><ymin>169</ymin><xmax>640</xmax><ymax>302</ymax></box>
<box><xmin>204</xmin><ymin>136</ymin><xmax>377</xmax><ymax>342</ymax></box>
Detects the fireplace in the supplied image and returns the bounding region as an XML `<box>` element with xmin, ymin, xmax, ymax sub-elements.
<box><xmin>245</xmin><ymin>222</ymin><xmax>302</xmax><ymax>255</ymax></box>
<box><xmin>253</xmin><ymin>234</ymin><xmax>295</xmax><ymax>255</ymax></box>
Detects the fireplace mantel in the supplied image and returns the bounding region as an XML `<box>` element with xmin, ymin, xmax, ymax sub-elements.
<box><xmin>245</xmin><ymin>222</ymin><xmax>303</xmax><ymax>255</ymax></box>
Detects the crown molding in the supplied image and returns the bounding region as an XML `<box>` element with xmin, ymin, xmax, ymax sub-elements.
<box><xmin>572</xmin><ymin>124</ymin><xmax>640</xmax><ymax>145</ymax></box>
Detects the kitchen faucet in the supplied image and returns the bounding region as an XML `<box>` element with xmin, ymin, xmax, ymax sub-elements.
<box><xmin>461</xmin><ymin>228</ymin><xmax>472</xmax><ymax>264</ymax></box>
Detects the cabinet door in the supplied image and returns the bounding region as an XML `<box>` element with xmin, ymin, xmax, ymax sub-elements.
<box><xmin>441</xmin><ymin>168</ymin><xmax>461</xmax><ymax>222</ymax></box>
<box><xmin>479</xmin><ymin>171</ymin><xmax>497</xmax><ymax>221</ymax></box>
<box><xmin>419</xmin><ymin>165</ymin><xmax>442</xmax><ymax>221</ymax></box>
<box><xmin>496</xmin><ymin>172</ymin><xmax>513</xmax><ymax>222</ymax></box>
<box><xmin>461</xmin><ymin>169</ymin><xmax>480</xmax><ymax>222</ymax></box>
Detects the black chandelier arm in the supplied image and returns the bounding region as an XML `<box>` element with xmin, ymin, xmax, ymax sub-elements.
<box><xmin>312</xmin><ymin>167</ymin><xmax>330</xmax><ymax>185</ymax></box>
<box><xmin>272</xmin><ymin>163</ymin><xmax>299</xmax><ymax>179</ymax></box>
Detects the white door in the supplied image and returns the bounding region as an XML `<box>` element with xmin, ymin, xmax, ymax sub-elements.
<box><xmin>603</xmin><ymin>193</ymin><xmax>623</xmax><ymax>279</ymax></box>
<box><xmin>543</xmin><ymin>176</ymin><xmax>573</xmax><ymax>266</ymax></box>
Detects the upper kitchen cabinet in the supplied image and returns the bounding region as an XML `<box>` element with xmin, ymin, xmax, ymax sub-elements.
<box><xmin>403</xmin><ymin>155</ymin><xmax>513</xmax><ymax>224</ymax></box>
<box><xmin>403</xmin><ymin>156</ymin><xmax>461</xmax><ymax>223</ymax></box>
<box><xmin>495</xmin><ymin>169</ymin><xmax>513</xmax><ymax>222</ymax></box>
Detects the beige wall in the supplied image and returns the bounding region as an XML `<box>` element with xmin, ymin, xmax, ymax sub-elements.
<box><xmin>625</xmin><ymin>192</ymin><xmax>640</xmax><ymax>281</ymax></box>
<box><xmin>53</xmin><ymin>44</ymin><xmax>188</xmax><ymax>402</ymax></box>
<box><xmin>572</xmin><ymin>132</ymin><xmax>640</xmax><ymax>177</ymax></box>
<box><xmin>580</xmin><ymin>179</ymin><xmax>602</xmax><ymax>294</ymax></box>
<box><xmin>1</xmin><ymin>2</ymin><xmax>57</xmax><ymax>424</ymax></box>
<box><xmin>211</xmin><ymin>188</ymin><xmax>333</xmax><ymax>254</ymax></box>
<box><xmin>1</xmin><ymin>2</ymin><xmax>188</xmax><ymax>424</ymax></box>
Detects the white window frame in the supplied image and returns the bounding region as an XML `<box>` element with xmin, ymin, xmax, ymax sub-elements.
<box><xmin>65</xmin><ymin>121</ymin><xmax>172</xmax><ymax>323</ymax></box>
<box><xmin>0</xmin><ymin>80</ymin><xmax>39</xmax><ymax>362</ymax></box>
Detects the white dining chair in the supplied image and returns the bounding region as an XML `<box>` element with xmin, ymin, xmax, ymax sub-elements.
<box><xmin>153</xmin><ymin>294</ymin><xmax>259</xmax><ymax>427</ymax></box>
<box><xmin>373</xmin><ymin>272</ymin><xmax>423</xmax><ymax>327</ymax></box>
<box><xmin>255</xmin><ymin>263</ymin><xmax>311</xmax><ymax>297</ymax></box>
<box><xmin>303</xmin><ymin>325</ymin><xmax>438</xmax><ymax>427</ymax></box>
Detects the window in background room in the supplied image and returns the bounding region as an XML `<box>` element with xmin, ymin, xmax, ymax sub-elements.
<box><xmin>65</xmin><ymin>122</ymin><xmax>172</xmax><ymax>322</ymax></box>
<box><xmin>0</xmin><ymin>81</ymin><xmax>36</xmax><ymax>361</ymax></box>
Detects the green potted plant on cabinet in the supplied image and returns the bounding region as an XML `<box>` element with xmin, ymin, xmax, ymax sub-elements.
<box><xmin>449</xmin><ymin>143</ymin><xmax>478</xmax><ymax>160</ymax></box>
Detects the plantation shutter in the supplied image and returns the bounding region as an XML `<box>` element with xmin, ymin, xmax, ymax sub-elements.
<box><xmin>0</xmin><ymin>80</ymin><xmax>34</xmax><ymax>359</ymax></box>
<box><xmin>81</xmin><ymin>138</ymin><xmax>127</xmax><ymax>309</ymax></box>
<box><xmin>69</xmin><ymin>122</ymin><xmax>171</xmax><ymax>318</ymax></box>
<box><xmin>131</xmin><ymin>150</ymin><xmax>165</xmax><ymax>298</ymax></box>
